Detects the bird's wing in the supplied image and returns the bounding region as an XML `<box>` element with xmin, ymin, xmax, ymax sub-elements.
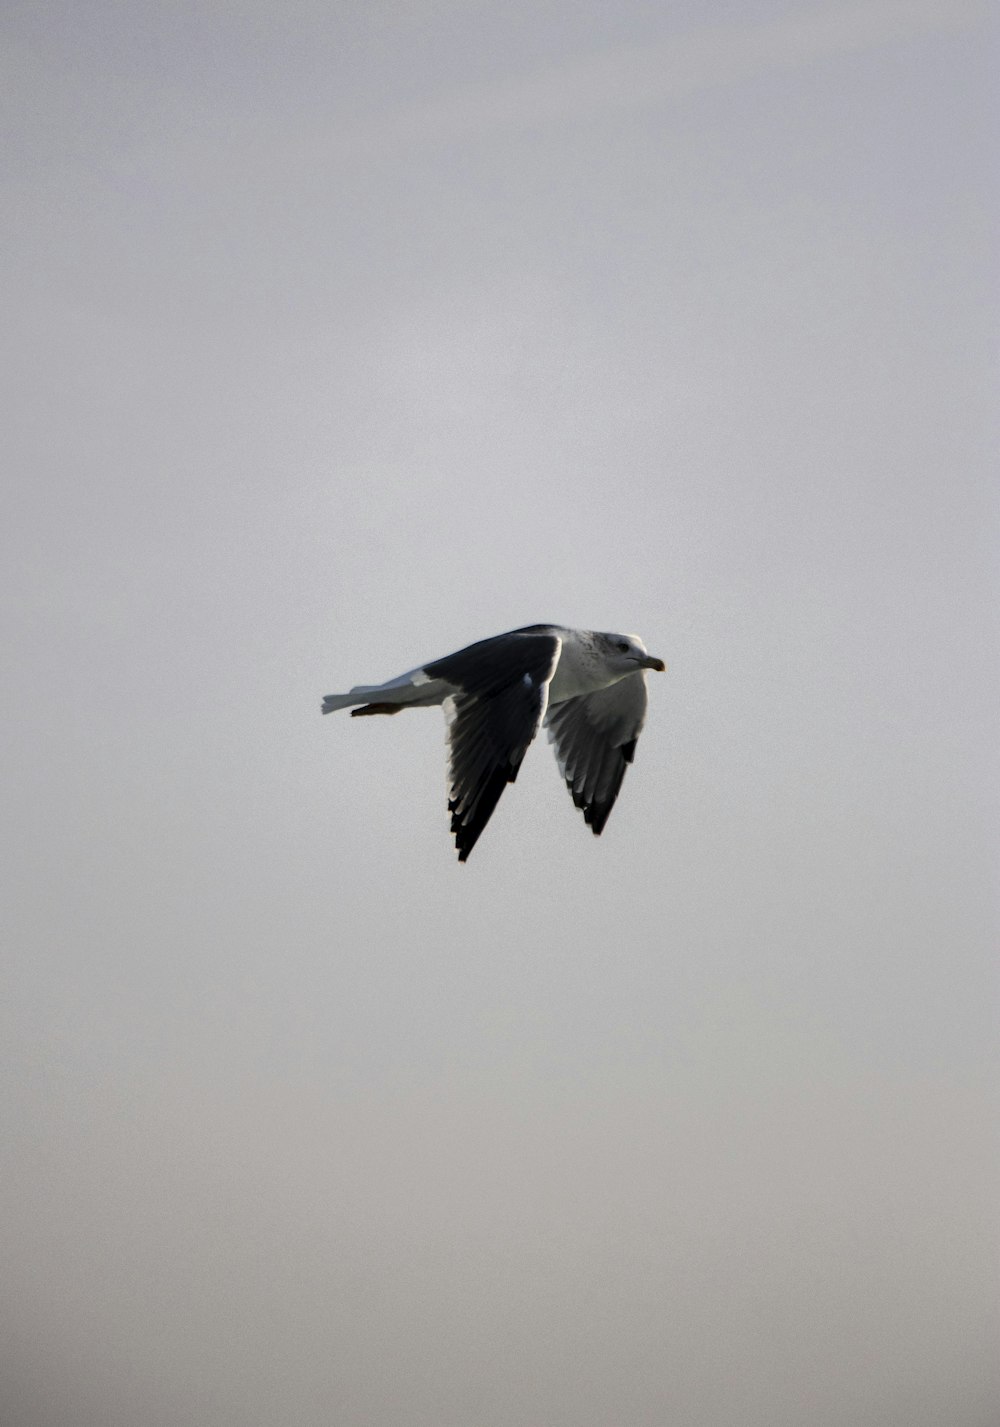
<box><xmin>423</xmin><ymin>630</ymin><xmax>562</xmax><ymax>862</ymax></box>
<box><xmin>544</xmin><ymin>672</ymin><xmax>649</xmax><ymax>835</ymax></box>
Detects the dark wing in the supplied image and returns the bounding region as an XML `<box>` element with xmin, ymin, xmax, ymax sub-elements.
<box><xmin>424</xmin><ymin>631</ymin><xmax>561</xmax><ymax>862</ymax></box>
<box><xmin>544</xmin><ymin>673</ymin><xmax>649</xmax><ymax>835</ymax></box>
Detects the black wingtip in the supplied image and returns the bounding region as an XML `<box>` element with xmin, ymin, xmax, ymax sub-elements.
<box><xmin>451</xmin><ymin>812</ymin><xmax>479</xmax><ymax>862</ymax></box>
<box><xmin>447</xmin><ymin>761</ymin><xmax>518</xmax><ymax>863</ymax></box>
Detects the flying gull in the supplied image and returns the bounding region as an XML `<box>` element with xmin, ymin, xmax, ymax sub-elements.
<box><xmin>321</xmin><ymin>624</ymin><xmax>665</xmax><ymax>861</ymax></box>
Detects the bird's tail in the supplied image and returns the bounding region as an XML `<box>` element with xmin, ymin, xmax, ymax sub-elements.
<box><xmin>321</xmin><ymin>686</ymin><xmax>390</xmax><ymax>715</ymax></box>
<box><xmin>321</xmin><ymin>672</ymin><xmax>451</xmax><ymax>716</ymax></box>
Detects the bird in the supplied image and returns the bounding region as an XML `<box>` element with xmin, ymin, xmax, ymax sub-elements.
<box><xmin>321</xmin><ymin>624</ymin><xmax>666</xmax><ymax>861</ymax></box>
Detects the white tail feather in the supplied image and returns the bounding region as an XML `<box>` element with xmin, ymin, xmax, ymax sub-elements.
<box><xmin>321</xmin><ymin>672</ymin><xmax>451</xmax><ymax>715</ymax></box>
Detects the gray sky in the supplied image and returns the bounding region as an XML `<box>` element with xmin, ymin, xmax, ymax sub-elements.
<box><xmin>3</xmin><ymin>2</ymin><xmax>998</xmax><ymax>1424</ymax></box>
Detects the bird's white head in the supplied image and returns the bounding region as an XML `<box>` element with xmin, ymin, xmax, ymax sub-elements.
<box><xmin>598</xmin><ymin>632</ymin><xmax>667</xmax><ymax>675</ymax></box>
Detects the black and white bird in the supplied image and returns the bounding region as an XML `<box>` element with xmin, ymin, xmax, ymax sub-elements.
<box><xmin>321</xmin><ymin>624</ymin><xmax>666</xmax><ymax>861</ymax></box>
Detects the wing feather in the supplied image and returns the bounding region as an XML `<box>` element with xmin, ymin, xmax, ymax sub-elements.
<box><xmin>545</xmin><ymin>673</ymin><xmax>648</xmax><ymax>836</ymax></box>
<box><xmin>425</xmin><ymin>631</ymin><xmax>561</xmax><ymax>861</ymax></box>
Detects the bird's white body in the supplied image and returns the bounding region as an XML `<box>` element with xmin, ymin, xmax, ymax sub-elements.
<box><xmin>321</xmin><ymin>626</ymin><xmax>657</xmax><ymax>713</ymax></box>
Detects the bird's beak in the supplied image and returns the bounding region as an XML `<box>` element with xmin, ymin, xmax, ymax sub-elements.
<box><xmin>640</xmin><ymin>655</ymin><xmax>666</xmax><ymax>672</ymax></box>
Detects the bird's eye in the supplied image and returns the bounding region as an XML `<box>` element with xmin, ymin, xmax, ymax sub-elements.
<box><xmin>616</xmin><ymin>641</ymin><xmax>629</xmax><ymax>653</ymax></box>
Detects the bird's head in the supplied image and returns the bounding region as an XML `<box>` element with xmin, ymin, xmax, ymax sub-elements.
<box><xmin>599</xmin><ymin>632</ymin><xmax>666</xmax><ymax>675</ymax></box>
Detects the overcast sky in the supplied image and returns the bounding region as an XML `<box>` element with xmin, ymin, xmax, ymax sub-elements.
<box><xmin>3</xmin><ymin>2</ymin><xmax>998</xmax><ymax>1424</ymax></box>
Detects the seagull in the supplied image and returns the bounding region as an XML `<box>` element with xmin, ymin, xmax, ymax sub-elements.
<box><xmin>321</xmin><ymin>624</ymin><xmax>666</xmax><ymax>861</ymax></box>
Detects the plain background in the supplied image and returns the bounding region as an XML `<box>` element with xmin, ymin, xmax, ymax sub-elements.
<box><xmin>3</xmin><ymin>2</ymin><xmax>997</xmax><ymax>1424</ymax></box>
